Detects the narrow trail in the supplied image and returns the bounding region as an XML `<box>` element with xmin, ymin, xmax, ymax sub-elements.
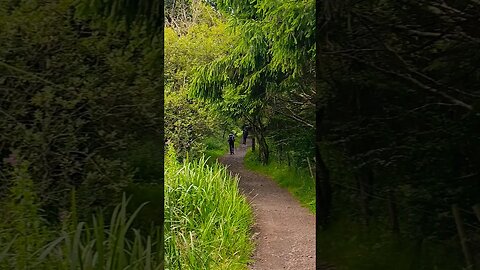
<box><xmin>219</xmin><ymin>140</ymin><xmax>316</xmax><ymax>270</ymax></box>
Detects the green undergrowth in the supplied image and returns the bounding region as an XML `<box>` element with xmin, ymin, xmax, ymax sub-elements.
<box><xmin>0</xmin><ymin>143</ymin><xmax>165</xmax><ymax>269</ymax></box>
<box><xmin>121</xmin><ymin>138</ymin><xmax>164</xmax><ymax>231</ymax></box>
<box><xmin>164</xmin><ymin>147</ymin><xmax>254</xmax><ymax>269</ymax></box>
<box><xmin>121</xmin><ymin>138</ymin><xmax>163</xmax><ymax>184</ymax></box>
<box><xmin>0</xmin><ymin>165</ymin><xmax>163</xmax><ymax>269</ymax></box>
<box><xmin>202</xmin><ymin>136</ymin><xmax>229</xmax><ymax>163</ymax></box>
<box><xmin>318</xmin><ymin>215</ymin><xmax>464</xmax><ymax>270</ymax></box>
<box><xmin>124</xmin><ymin>183</ymin><xmax>163</xmax><ymax>230</ymax></box>
<box><xmin>244</xmin><ymin>150</ymin><xmax>316</xmax><ymax>213</ymax></box>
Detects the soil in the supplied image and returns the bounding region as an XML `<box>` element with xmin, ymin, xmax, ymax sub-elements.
<box><xmin>219</xmin><ymin>141</ymin><xmax>320</xmax><ymax>270</ymax></box>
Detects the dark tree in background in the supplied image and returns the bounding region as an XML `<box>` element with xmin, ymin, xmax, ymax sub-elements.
<box><xmin>317</xmin><ymin>0</ymin><xmax>480</xmax><ymax>239</ymax></box>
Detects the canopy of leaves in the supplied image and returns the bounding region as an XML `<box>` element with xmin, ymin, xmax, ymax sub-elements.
<box><xmin>189</xmin><ymin>0</ymin><xmax>316</xmax><ymax>163</ymax></box>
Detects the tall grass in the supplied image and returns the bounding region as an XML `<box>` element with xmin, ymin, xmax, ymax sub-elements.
<box><xmin>164</xmin><ymin>147</ymin><xmax>254</xmax><ymax>269</ymax></box>
<box><xmin>244</xmin><ymin>150</ymin><xmax>316</xmax><ymax>213</ymax></box>
<box><xmin>0</xmin><ymin>195</ymin><xmax>163</xmax><ymax>270</ymax></box>
<box><xmin>0</xmin><ymin>163</ymin><xmax>163</xmax><ymax>269</ymax></box>
<box><xmin>41</xmin><ymin>195</ymin><xmax>163</xmax><ymax>270</ymax></box>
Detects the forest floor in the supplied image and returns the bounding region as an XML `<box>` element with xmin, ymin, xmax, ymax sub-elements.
<box><xmin>219</xmin><ymin>140</ymin><xmax>319</xmax><ymax>270</ymax></box>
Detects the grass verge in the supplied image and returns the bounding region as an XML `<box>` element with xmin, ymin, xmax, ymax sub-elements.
<box><xmin>244</xmin><ymin>150</ymin><xmax>316</xmax><ymax>213</ymax></box>
<box><xmin>164</xmin><ymin>148</ymin><xmax>254</xmax><ymax>269</ymax></box>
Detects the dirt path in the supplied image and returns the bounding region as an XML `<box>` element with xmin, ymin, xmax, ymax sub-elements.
<box><xmin>219</xmin><ymin>141</ymin><xmax>317</xmax><ymax>270</ymax></box>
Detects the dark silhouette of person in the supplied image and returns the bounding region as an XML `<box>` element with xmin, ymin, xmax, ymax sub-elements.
<box><xmin>228</xmin><ymin>133</ymin><xmax>235</xmax><ymax>154</ymax></box>
<box><xmin>242</xmin><ymin>125</ymin><xmax>249</xmax><ymax>144</ymax></box>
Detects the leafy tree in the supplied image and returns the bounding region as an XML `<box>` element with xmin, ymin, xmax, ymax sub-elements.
<box><xmin>164</xmin><ymin>0</ymin><xmax>234</xmax><ymax>158</ymax></box>
<box><xmin>190</xmin><ymin>0</ymin><xmax>316</xmax><ymax>164</ymax></box>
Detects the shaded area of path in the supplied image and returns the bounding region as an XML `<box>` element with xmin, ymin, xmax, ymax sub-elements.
<box><xmin>219</xmin><ymin>140</ymin><xmax>318</xmax><ymax>269</ymax></box>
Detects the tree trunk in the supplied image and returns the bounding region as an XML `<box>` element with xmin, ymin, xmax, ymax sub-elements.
<box><xmin>251</xmin><ymin>116</ymin><xmax>268</xmax><ymax>164</ymax></box>
<box><xmin>251</xmin><ymin>137</ymin><xmax>256</xmax><ymax>152</ymax></box>
<box><xmin>258</xmin><ymin>133</ymin><xmax>269</xmax><ymax>164</ymax></box>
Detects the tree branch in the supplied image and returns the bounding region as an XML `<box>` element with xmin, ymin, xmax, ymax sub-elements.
<box><xmin>342</xmin><ymin>54</ymin><xmax>474</xmax><ymax>111</ymax></box>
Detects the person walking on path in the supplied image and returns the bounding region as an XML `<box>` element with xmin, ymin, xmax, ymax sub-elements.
<box><xmin>228</xmin><ymin>133</ymin><xmax>235</xmax><ymax>155</ymax></box>
<box><xmin>242</xmin><ymin>125</ymin><xmax>249</xmax><ymax>145</ymax></box>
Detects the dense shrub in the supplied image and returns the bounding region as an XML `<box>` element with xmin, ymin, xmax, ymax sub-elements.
<box><xmin>0</xmin><ymin>0</ymin><xmax>162</xmax><ymax>220</ymax></box>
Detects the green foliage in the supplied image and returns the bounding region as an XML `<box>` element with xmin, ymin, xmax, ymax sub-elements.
<box><xmin>164</xmin><ymin>149</ymin><xmax>254</xmax><ymax>269</ymax></box>
<box><xmin>0</xmin><ymin>0</ymin><xmax>162</xmax><ymax>220</ymax></box>
<box><xmin>164</xmin><ymin>2</ymin><xmax>234</xmax><ymax>159</ymax></box>
<box><xmin>201</xmin><ymin>136</ymin><xmax>229</xmax><ymax>162</ymax></box>
<box><xmin>76</xmin><ymin>0</ymin><xmax>163</xmax><ymax>34</ymax></box>
<box><xmin>1</xmin><ymin>1</ymin><xmax>165</xmax><ymax>269</ymax></box>
<box><xmin>244</xmin><ymin>149</ymin><xmax>315</xmax><ymax>213</ymax></box>
<box><xmin>0</xmin><ymin>192</ymin><xmax>163</xmax><ymax>269</ymax></box>
<box><xmin>191</xmin><ymin>0</ymin><xmax>315</xmax><ymax>97</ymax></box>
<box><xmin>41</xmin><ymin>195</ymin><xmax>163</xmax><ymax>270</ymax></box>
<box><xmin>124</xmin><ymin>183</ymin><xmax>164</xmax><ymax>231</ymax></box>
<box><xmin>120</xmin><ymin>139</ymin><xmax>163</xmax><ymax>184</ymax></box>
<box><xmin>189</xmin><ymin>0</ymin><xmax>316</xmax><ymax>165</ymax></box>
<box><xmin>0</xmin><ymin>162</ymin><xmax>49</xmax><ymax>269</ymax></box>
<box><xmin>164</xmin><ymin>87</ymin><xmax>222</xmax><ymax>159</ymax></box>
